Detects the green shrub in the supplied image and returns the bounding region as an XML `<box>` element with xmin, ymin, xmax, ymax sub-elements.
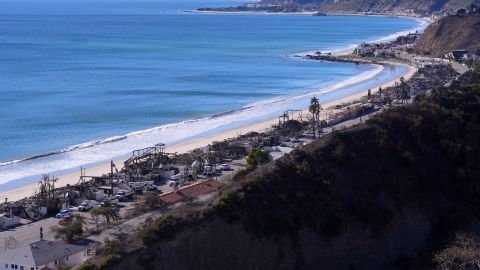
<box><xmin>76</xmin><ymin>261</ymin><xmax>96</xmax><ymax>270</ymax></box>
<box><xmin>231</xmin><ymin>168</ymin><xmax>253</xmax><ymax>182</ymax></box>
<box><xmin>99</xmin><ymin>254</ymin><xmax>121</xmax><ymax>269</ymax></box>
<box><xmin>246</xmin><ymin>148</ymin><xmax>270</xmax><ymax>168</ymax></box>
<box><xmin>141</xmin><ymin>214</ymin><xmax>180</xmax><ymax>245</ymax></box>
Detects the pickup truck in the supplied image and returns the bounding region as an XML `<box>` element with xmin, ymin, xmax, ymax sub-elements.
<box><xmin>115</xmin><ymin>189</ymin><xmax>134</xmax><ymax>201</ymax></box>
<box><xmin>77</xmin><ymin>200</ymin><xmax>96</xmax><ymax>212</ymax></box>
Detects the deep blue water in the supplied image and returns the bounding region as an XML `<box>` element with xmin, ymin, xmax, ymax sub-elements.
<box><xmin>0</xmin><ymin>1</ymin><xmax>423</xmax><ymax>188</ymax></box>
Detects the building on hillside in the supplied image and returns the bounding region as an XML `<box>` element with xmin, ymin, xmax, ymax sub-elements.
<box><xmin>0</xmin><ymin>240</ymin><xmax>93</xmax><ymax>270</ymax></box>
<box><xmin>445</xmin><ymin>49</ymin><xmax>475</xmax><ymax>61</ymax></box>
<box><xmin>354</xmin><ymin>44</ymin><xmax>374</xmax><ymax>56</ymax></box>
<box><xmin>463</xmin><ymin>52</ymin><xmax>480</xmax><ymax>61</ymax></box>
<box><xmin>374</xmin><ymin>48</ymin><xmax>394</xmax><ymax>58</ymax></box>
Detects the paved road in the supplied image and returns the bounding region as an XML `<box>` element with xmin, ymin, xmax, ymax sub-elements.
<box><xmin>0</xmin><ymin>218</ymin><xmax>57</xmax><ymax>250</ymax></box>
<box><xmin>89</xmin><ymin>210</ymin><xmax>163</xmax><ymax>243</ymax></box>
<box><xmin>397</xmin><ymin>52</ymin><xmax>470</xmax><ymax>74</ymax></box>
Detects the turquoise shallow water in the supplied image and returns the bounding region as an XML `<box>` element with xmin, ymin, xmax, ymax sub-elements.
<box><xmin>0</xmin><ymin>1</ymin><xmax>423</xmax><ymax>189</ymax></box>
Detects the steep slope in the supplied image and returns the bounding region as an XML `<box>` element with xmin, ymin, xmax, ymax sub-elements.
<box><xmin>100</xmin><ymin>74</ymin><xmax>480</xmax><ymax>270</ymax></box>
<box><xmin>317</xmin><ymin>0</ymin><xmax>467</xmax><ymax>13</ymax></box>
<box><xmin>415</xmin><ymin>14</ymin><xmax>480</xmax><ymax>57</ymax></box>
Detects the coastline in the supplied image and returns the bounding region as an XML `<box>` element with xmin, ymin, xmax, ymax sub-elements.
<box><xmin>0</xmin><ymin>61</ymin><xmax>417</xmax><ymax>202</ymax></box>
<box><xmin>189</xmin><ymin>10</ymin><xmax>434</xmax><ymax>22</ymax></box>
<box><xmin>0</xmin><ymin>13</ymin><xmax>428</xmax><ymax>202</ymax></box>
<box><xmin>189</xmin><ymin>10</ymin><xmax>318</xmax><ymax>15</ymax></box>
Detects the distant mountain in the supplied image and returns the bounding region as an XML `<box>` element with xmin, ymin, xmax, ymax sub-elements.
<box><xmin>198</xmin><ymin>0</ymin><xmax>471</xmax><ymax>13</ymax></box>
<box><xmin>415</xmin><ymin>14</ymin><xmax>480</xmax><ymax>57</ymax></box>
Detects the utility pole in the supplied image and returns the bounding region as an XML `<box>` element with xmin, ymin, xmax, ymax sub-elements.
<box><xmin>110</xmin><ymin>161</ymin><xmax>114</xmax><ymax>195</ymax></box>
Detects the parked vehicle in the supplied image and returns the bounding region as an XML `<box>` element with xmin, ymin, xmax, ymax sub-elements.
<box><xmin>170</xmin><ymin>173</ymin><xmax>183</xmax><ymax>181</ymax></box>
<box><xmin>219</xmin><ymin>164</ymin><xmax>230</xmax><ymax>171</ymax></box>
<box><xmin>55</xmin><ymin>210</ymin><xmax>71</xmax><ymax>218</ymax></box>
<box><xmin>58</xmin><ymin>215</ymin><xmax>73</xmax><ymax>225</ymax></box>
<box><xmin>145</xmin><ymin>184</ymin><xmax>158</xmax><ymax>191</ymax></box>
<box><xmin>168</xmin><ymin>180</ymin><xmax>179</xmax><ymax>187</ymax></box>
<box><xmin>203</xmin><ymin>165</ymin><xmax>215</xmax><ymax>176</ymax></box>
<box><xmin>115</xmin><ymin>189</ymin><xmax>134</xmax><ymax>201</ymax></box>
<box><xmin>133</xmin><ymin>186</ymin><xmax>144</xmax><ymax>194</ymax></box>
<box><xmin>100</xmin><ymin>200</ymin><xmax>118</xmax><ymax>208</ymax></box>
<box><xmin>77</xmin><ymin>200</ymin><xmax>96</xmax><ymax>212</ymax></box>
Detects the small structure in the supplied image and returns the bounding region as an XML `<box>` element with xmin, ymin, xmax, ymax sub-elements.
<box><xmin>354</xmin><ymin>44</ymin><xmax>374</xmax><ymax>56</ymax></box>
<box><xmin>445</xmin><ymin>49</ymin><xmax>469</xmax><ymax>61</ymax></box>
<box><xmin>0</xmin><ymin>240</ymin><xmax>92</xmax><ymax>270</ymax></box>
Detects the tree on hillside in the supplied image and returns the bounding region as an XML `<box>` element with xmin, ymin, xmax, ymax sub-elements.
<box><xmin>98</xmin><ymin>200</ymin><xmax>121</xmax><ymax>225</ymax></box>
<box><xmin>135</xmin><ymin>191</ymin><xmax>162</xmax><ymax>214</ymax></box>
<box><xmin>73</xmin><ymin>214</ymin><xmax>87</xmax><ymax>226</ymax></box>
<box><xmin>52</xmin><ymin>215</ymin><xmax>85</xmax><ymax>243</ymax></box>
<box><xmin>247</xmin><ymin>148</ymin><xmax>270</xmax><ymax>169</ymax></box>
<box><xmin>309</xmin><ymin>97</ymin><xmax>321</xmax><ymax>137</ymax></box>
<box><xmin>204</xmin><ymin>151</ymin><xmax>218</xmax><ymax>165</ymax></box>
<box><xmin>434</xmin><ymin>233</ymin><xmax>480</xmax><ymax>270</ymax></box>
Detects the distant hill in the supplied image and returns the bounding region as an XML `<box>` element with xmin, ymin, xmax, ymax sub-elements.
<box><xmin>415</xmin><ymin>14</ymin><xmax>480</xmax><ymax>57</ymax></box>
<box><xmin>317</xmin><ymin>0</ymin><xmax>470</xmax><ymax>13</ymax></box>
<box><xmin>198</xmin><ymin>0</ymin><xmax>471</xmax><ymax>13</ymax></box>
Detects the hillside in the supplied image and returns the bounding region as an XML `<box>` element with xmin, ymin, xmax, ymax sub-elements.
<box><xmin>317</xmin><ymin>0</ymin><xmax>469</xmax><ymax>13</ymax></box>
<box><xmin>90</xmin><ymin>71</ymin><xmax>480</xmax><ymax>270</ymax></box>
<box><xmin>198</xmin><ymin>0</ymin><xmax>470</xmax><ymax>13</ymax></box>
<box><xmin>415</xmin><ymin>14</ymin><xmax>480</xmax><ymax>57</ymax></box>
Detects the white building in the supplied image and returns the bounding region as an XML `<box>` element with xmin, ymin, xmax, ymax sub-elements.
<box><xmin>0</xmin><ymin>240</ymin><xmax>92</xmax><ymax>270</ymax></box>
<box><xmin>354</xmin><ymin>44</ymin><xmax>374</xmax><ymax>56</ymax></box>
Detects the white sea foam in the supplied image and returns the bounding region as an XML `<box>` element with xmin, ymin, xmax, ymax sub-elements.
<box><xmin>0</xmin><ymin>63</ymin><xmax>388</xmax><ymax>186</ymax></box>
<box><xmin>370</xmin><ymin>18</ymin><xmax>429</xmax><ymax>44</ymax></box>
<box><xmin>0</xmin><ymin>16</ymin><xmax>424</xmax><ymax>189</ymax></box>
<box><xmin>296</xmin><ymin>17</ymin><xmax>430</xmax><ymax>56</ymax></box>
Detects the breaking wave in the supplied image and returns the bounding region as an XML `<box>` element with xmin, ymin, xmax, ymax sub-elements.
<box><xmin>0</xmin><ymin>63</ymin><xmax>390</xmax><ymax>187</ymax></box>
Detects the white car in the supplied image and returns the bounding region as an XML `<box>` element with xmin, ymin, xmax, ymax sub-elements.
<box><xmin>78</xmin><ymin>200</ymin><xmax>96</xmax><ymax>212</ymax></box>
<box><xmin>168</xmin><ymin>180</ymin><xmax>179</xmax><ymax>187</ymax></box>
<box><xmin>219</xmin><ymin>164</ymin><xmax>230</xmax><ymax>171</ymax></box>
<box><xmin>203</xmin><ymin>166</ymin><xmax>215</xmax><ymax>176</ymax></box>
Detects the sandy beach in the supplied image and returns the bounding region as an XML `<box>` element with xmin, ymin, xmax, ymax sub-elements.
<box><xmin>0</xmin><ymin>61</ymin><xmax>417</xmax><ymax>202</ymax></box>
<box><xmin>189</xmin><ymin>10</ymin><xmax>318</xmax><ymax>15</ymax></box>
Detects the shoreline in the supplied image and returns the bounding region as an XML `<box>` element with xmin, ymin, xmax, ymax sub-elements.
<box><xmin>0</xmin><ymin>60</ymin><xmax>417</xmax><ymax>202</ymax></box>
<box><xmin>0</xmin><ymin>14</ymin><xmax>428</xmax><ymax>202</ymax></box>
<box><xmin>188</xmin><ymin>10</ymin><xmax>318</xmax><ymax>15</ymax></box>
<box><xmin>189</xmin><ymin>10</ymin><xmax>434</xmax><ymax>22</ymax></box>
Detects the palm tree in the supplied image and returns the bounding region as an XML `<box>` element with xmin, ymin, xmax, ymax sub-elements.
<box><xmin>99</xmin><ymin>200</ymin><xmax>121</xmax><ymax>225</ymax></box>
<box><xmin>309</xmin><ymin>97</ymin><xmax>321</xmax><ymax>138</ymax></box>
<box><xmin>73</xmin><ymin>214</ymin><xmax>86</xmax><ymax>225</ymax></box>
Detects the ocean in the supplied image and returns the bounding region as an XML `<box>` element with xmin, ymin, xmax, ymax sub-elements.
<box><xmin>0</xmin><ymin>0</ymin><xmax>424</xmax><ymax>190</ymax></box>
